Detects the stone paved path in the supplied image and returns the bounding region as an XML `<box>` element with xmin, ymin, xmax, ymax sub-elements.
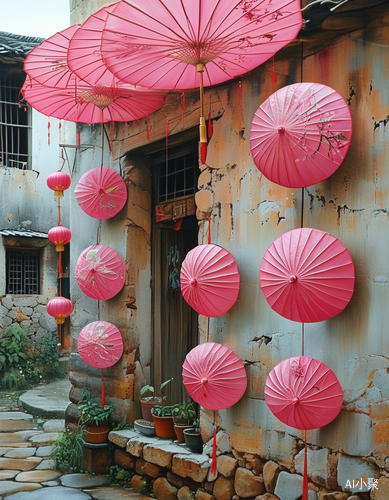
<box><xmin>0</xmin><ymin>391</ymin><xmax>150</xmax><ymax>499</ymax></box>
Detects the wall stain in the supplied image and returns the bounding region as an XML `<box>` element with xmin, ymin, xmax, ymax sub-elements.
<box><xmin>337</xmin><ymin>204</ymin><xmax>365</xmax><ymax>222</ymax></box>
<box><xmin>277</xmin><ymin>212</ymin><xmax>286</xmax><ymax>225</ymax></box>
<box><xmin>373</xmin><ymin>115</ymin><xmax>389</xmax><ymax>130</ymax></box>
<box><xmin>347</xmin><ymin>83</ymin><xmax>355</xmax><ymax>106</ymax></box>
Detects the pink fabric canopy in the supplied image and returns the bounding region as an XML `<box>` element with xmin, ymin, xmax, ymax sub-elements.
<box><xmin>265</xmin><ymin>356</ymin><xmax>343</xmax><ymax>430</ymax></box>
<box><xmin>101</xmin><ymin>0</ymin><xmax>303</xmax><ymax>90</ymax></box>
<box><xmin>180</xmin><ymin>244</ymin><xmax>240</xmax><ymax>317</ymax></box>
<box><xmin>250</xmin><ymin>82</ymin><xmax>353</xmax><ymax>188</ymax></box>
<box><xmin>260</xmin><ymin>228</ymin><xmax>355</xmax><ymax>323</ymax></box>
<box><xmin>182</xmin><ymin>342</ymin><xmax>247</xmax><ymax>410</ymax></box>
<box><xmin>74</xmin><ymin>166</ymin><xmax>127</xmax><ymax>219</ymax></box>
<box><xmin>78</xmin><ymin>321</ymin><xmax>123</xmax><ymax>369</ymax></box>
<box><xmin>74</xmin><ymin>244</ymin><xmax>125</xmax><ymax>300</ymax></box>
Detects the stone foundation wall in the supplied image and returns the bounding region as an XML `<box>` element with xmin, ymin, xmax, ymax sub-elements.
<box><xmin>0</xmin><ymin>295</ymin><xmax>57</xmax><ymax>343</ymax></box>
<box><xmin>109</xmin><ymin>429</ymin><xmax>388</xmax><ymax>500</ymax></box>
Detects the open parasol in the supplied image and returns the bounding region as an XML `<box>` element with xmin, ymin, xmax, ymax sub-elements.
<box><xmin>180</xmin><ymin>244</ymin><xmax>240</xmax><ymax>317</ymax></box>
<box><xmin>74</xmin><ymin>166</ymin><xmax>127</xmax><ymax>219</ymax></box>
<box><xmin>75</xmin><ymin>244</ymin><xmax>126</xmax><ymax>300</ymax></box>
<box><xmin>67</xmin><ymin>2</ymin><xmax>121</xmax><ymax>87</ymax></box>
<box><xmin>260</xmin><ymin>228</ymin><xmax>355</xmax><ymax>323</ymax></box>
<box><xmin>250</xmin><ymin>82</ymin><xmax>353</xmax><ymax>188</ymax></box>
<box><xmin>78</xmin><ymin>320</ymin><xmax>124</xmax><ymax>407</ymax></box>
<box><xmin>101</xmin><ymin>0</ymin><xmax>303</xmax><ymax>162</ymax></box>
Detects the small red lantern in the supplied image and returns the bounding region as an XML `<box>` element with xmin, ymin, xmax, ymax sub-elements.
<box><xmin>47</xmin><ymin>171</ymin><xmax>71</xmax><ymax>198</ymax></box>
<box><xmin>46</xmin><ymin>297</ymin><xmax>74</xmax><ymax>324</ymax></box>
<box><xmin>48</xmin><ymin>226</ymin><xmax>71</xmax><ymax>252</ymax></box>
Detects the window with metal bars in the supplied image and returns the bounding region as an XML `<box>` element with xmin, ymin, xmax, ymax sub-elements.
<box><xmin>0</xmin><ymin>66</ymin><xmax>31</xmax><ymax>169</ymax></box>
<box><xmin>155</xmin><ymin>149</ymin><xmax>198</xmax><ymax>203</ymax></box>
<box><xmin>6</xmin><ymin>249</ymin><xmax>40</xmax><ymax>294</ymax></box>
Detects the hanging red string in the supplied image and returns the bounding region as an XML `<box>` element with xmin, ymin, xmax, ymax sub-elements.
<box><xmin>77</xmin><ymin>126</ymin><xmax>81</xmax><ymax>149</ymax></box>
<box><xmin>181</xmin><ymin>92</ymin><xmax>185</xmax><ymax>126</ymax></box>
<box><xmin>47</xmin><ymin>118</ymin><xmax>51</xmax><ymax>146</ymax></box>
<box><xmin>146</xmin><ymin>116</ymin><xmax>151</xmax><ymax>140</ymax></box>
<box><xmin>272</xmin><ymin>56</ymin><xmax>277</xmax><ymax>93</ymax></box>
<box><xmin>208</xmin><ymin>216</ymin><xmax>211</xmax><ymax>244</ymax></box>
<box><xmin>101</xmin><ymin>369</ymin><xmax>105</xmax><ymax>408</ymax></box>
<box><xmin>211</xmin><ymin>417</ymin><xmax>217</xmax><ymax>474</ymax></box>
<box><xmin>302</xmin><ymin>431</ymin><xmax>308</xmax><ymax>500</ymax></box>
<box><xmin>208</xmin><ymin>111</ymin><xmax>213</xmax><ymax>139</ymax></box>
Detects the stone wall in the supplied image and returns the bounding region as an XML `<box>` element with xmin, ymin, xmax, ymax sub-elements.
<box><xmin>109</xmin><ymin>428</ymin><xmax>386</xmax><ymax>500</ymax></box>
<box><xmin>0</xmin><ymin>296</ymin><xmax>57</xmax><ymax>343</ymax></box>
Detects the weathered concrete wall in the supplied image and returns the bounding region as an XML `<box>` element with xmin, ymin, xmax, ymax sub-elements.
<box><xmin>67</xmin><ymin>1</ymin><xmax>389</xmax><ymax>496</ymax></box>
<box><xmin>0</xmin><ymin>108</ymin><xmax>68</xmax><ymax>343</ymax></box>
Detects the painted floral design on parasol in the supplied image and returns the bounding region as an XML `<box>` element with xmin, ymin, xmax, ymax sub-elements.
<box><xmin>101</xmin><ymin>0</ymin><xmax>302</xmax><ymax>162</ymax></box>
<box><xmin>182</xmin><ymin>342</ymin><xmax>247</xmax><ymax>411</ymax></box>
<box><xmin>180</xmin><ymin>244</ymin><xmax>240</xmax><ymax>317</ymax></box>
<box><xmin>250</xmin><ymin>82</ymin><xmax>353</xmax><ymax>188</ymax></box>
<box><xmin>264</xmin><ymin>356</ymin><xmax>343</xmax><ymax>430</ymax></box>
<box><xmin>74</xmin><ymin>166</ymin><xmax>127</xmax><ymax>220</ymax></box>
<box><xmin>260</xmin><ymin>228</ymin><xmax>355</xmax><ymax>323</ymax></box>
<box><xmin>78</xmin><ymin>321</ymin><xmax>124</xmax><ymax>370</ymax></box>
<box><xmin>75</xmin><ymin>244</ymin><xmax>125</xmax><ymax>300</ymax></box>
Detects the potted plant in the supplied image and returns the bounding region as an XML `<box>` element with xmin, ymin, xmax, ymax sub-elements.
<box><xmin>140</xmin><ymin>377</ymin><xmax>173</xmax><ymax>422</ymax></box>
<box><xmin>78</xmin><ymin>388</ymin><xmax>115</xmax><ymax>443</ymax></box>
<box><xmin>172</xmin><ymin>401</ymin><xmax>196</xmax><ymax>443</ymax></box>
<box><xmin>183</xmin><ymin>419</ymin><xmax>204</xmax><ymax>453</ymax></box>
<box><xmin>151</xmin><ymin>404</ymin><xmax>176</xmax><ymax>438</ymax></box>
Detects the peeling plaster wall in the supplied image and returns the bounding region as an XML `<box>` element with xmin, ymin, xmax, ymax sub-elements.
<box><xmin>68</xmin><ymin>0</ymin><xmax>389</xmax><ymax>495</ymax></box>
<box><xmin>0</xmin><ymin>109</ymin><xmax>67</xmax><ymax>342</ymax></box>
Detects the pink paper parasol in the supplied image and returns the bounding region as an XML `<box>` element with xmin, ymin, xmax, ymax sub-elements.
<box><xmin>264</xmin><ymin>356</ymin><xmax>343</xmax><ymax>430</ymax></box>
<box><xmin>21</xmin><ymin>75</ymin><xmax>165</xmax><ymax>124</ymax></box>
<box><xmin>250</xmin><ymin>82</ymin><xmax>353</xmax><ymax>188</ymax></box>
<box><xmin>74</xmin><ymin>166</ymin><xmax>127</xmax><ymax>219</ymax></box>
<box><xmin>101</xmin><ymin>0</ymin><xmax>302</xmax><ymax>163</ymax></box>
<box><xmin>75</xmin><ymin>244</ymin><xmax>125</xmax><ymax>300</ymax></box>
<box><xmin>78</xmin><ymin>321</ymin><xmax>123</xmax><ymax>370</ymax></box>
<box><xmin>260</xmin><ymin>228</ymin><xmax>355</xmax><ymax>323</ymax></box>
<box><xmin>182</xmin><ymin>342</ymin><xmax>247</xmax><ymax>411</ymax></box>
<box><xmin>67</xmin><ymin>2</ymin><xmax>122</xmax><ymax>87</ymax></box>
<box><xmin>180</xmin><ymin>244</ymin><xmax>240</xmax><ymax>317</ymax></box>
<box><xmin>78</xmin><ymin>320</ymin><xmax>124</xmax><ymax>407</ymax></box>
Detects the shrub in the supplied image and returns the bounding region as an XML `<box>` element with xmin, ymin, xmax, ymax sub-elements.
<box><xmin>109</xmin><ymin>465</ymin><xmax>134</xmax><ymax>488</ymax></box>
<box><xmin>52</xmin><ymin>427</ymin><xmax>85</xmax><ymax>473</ymax></box>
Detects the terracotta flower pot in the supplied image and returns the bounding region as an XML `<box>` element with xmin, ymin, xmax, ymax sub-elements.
<box><xmin>152</xmin><ymin>414</ymin><xmax>175</xmax><ymax>439</ymax></box>
<box><xmin>85</xmin><ymin>421</ymin><xmax>110</xmax><ymax>444</ymax></box>
<box><xmin>140</xmin><ymin>398</ymin><xmax>162</xmax><ymax>422</ymax></box>
<box><xmin>174</xmin><ymin>423</ymin><xmax>194</xmax><ymax>443</ymax></box>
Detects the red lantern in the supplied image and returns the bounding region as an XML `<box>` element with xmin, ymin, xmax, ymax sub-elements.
<box><xmin>46</xmin><ymin>297</ymin><xmax>74</xmax><ymax>324</ymax></box>
<box><xmin>47</xmin><ymin>171</ymin><xmax>71</xmax><ymax>198</ymax></box>
<box><xmin>48</xmin><ymin>226</ymin><xmax>71</xmax><ymax>252</ymax></box>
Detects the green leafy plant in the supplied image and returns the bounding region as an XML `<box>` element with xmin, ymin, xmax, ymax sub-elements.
<box><xmin>138</xmin><ymin>479</ymin><xmax>152</xmax><ymax>496</ymax></box>
<box><xmin>78</xmin><ymin>388</ymin><xmax>115</xmax><ymax>426</ymax></box>
<box><xmin>140</xmin><ymin>377</ymin><xmax>173</xmax><ymax>402</ymax></box>
<box><xmin>151</xmin><ymin>404</ymin><xmax>173</xmax><ymax>417</ymax></box>
<box><xmin>172</xmin><ymin>401</ymin><xmax>196</xmax><ymax>422</ymax></box>
<box><xmin>109</xmin><ymin>465</ymin><xmax>134</xmax><ymax>488</ymax></box>
<box><xmin>1</xmin><ymin>368</ymin><xmax>27</xmax><ymax>390</ymax></box>
<box><xmin>52</xmin><ymin>427</ymin><xmax>85</xmax><ymax>473</ymax></box>
<box><xmin>0</xmin><ymin>325</ymin><xmax>29</xmax><ymax>371</ymax></box>
<box><xmin>112</xmin><ymin>421</ymin><xmax>133</xmax><ymax>431</ymax></box>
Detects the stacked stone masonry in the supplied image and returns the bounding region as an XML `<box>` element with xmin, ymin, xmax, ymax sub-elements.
<box><xmin>109</xmin><ymin>429</ymin><xmax>384</xmax><ymax>500</ymax></box>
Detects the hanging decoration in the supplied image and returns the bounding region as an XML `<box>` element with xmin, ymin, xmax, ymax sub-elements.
<box><xmin>100</xmin><ymin>0</ymin><xmax>303</xmax><ymax>163</ymax></box>
<box><xmin>46</xmin><ymin>296</ymin><xmax>74</xmax><ymax>325</ymax></box>
<box><xmin>180</xmin><ymin>244</ymin><xmax>240</xmax><ymax>317</ymax></box>
<box><xmin>48</xmin><ymin>226</ymin><xmax>71</xmax><ymax>252</ymax></box>
<box><xmin>46</xmin><ymin>170</ymin><xmax>71</xmax><ymax>198</ymax></box>
<box><xmin>78</xmin><ymin>321</ymin><xmax>124</xmax><ymax>407</ymax></box>
<box><xmin>74</xmin><ymin>166</ymin><xmax>127</xmax><ymax>220</ymax></box>
<box><xmin>260</xmin><ymin>228</ymin><xmax>355</xmax><ymax>323</ymax></box>
<box><xmin>250</xmin><ymin>82</ymin><xmax>353</xmax><ymax>188</ymax></box>
<box><xmin>74</xmin><ymin>244</ymin><xmax>126</xmax><ymax>301</ymax></box>
<box><xmin>183</xmin><ymin>342</ymin><xmax>247</xmax><ymax>472</ymax></box>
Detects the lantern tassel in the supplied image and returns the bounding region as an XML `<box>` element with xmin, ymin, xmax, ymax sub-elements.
<box><xmin>302</xmin><ymin>432</ymin><xmax>308</xmax><ymax>500</ymax></box>
<box><xmin>101</xmin><ymin>369</ymin><xmax>105</xmax><ymax>409</ymax></box>
<box><xmin>211</xmin><ymin>422</ymin><xmax>217</xmax><ymax>474</ymax></box>
<box><xmin>58</xmin><ymin>251</ymin><xmax>63</xmax><ymax>275</ymax></box>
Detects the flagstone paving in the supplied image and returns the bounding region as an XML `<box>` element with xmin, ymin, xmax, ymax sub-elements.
<box><xmin>0</xmin><ymin>388</ymin><xmax>152</xmax><ymax>499</ymax></box>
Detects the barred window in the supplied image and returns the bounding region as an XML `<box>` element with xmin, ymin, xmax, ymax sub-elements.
<box><xmin>0</xmin><ymin>66</ymin><xmax>31</xmax><ymax>169</ymax></box>
<box><xmin>6</xmin><ymin>248</ymin><xmax>40</xmax><ymax>294</ymax></box>
<box><xmin>155</xmin><ymin>149</ymin><xmax>197</xmax><ymax>203</ymax></box>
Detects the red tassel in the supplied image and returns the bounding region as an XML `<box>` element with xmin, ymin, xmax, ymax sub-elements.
<box><xmin>47</xmin><ymin>118</ymin><xmax>51</xmax><ymax>146</ymax></box>
<box><xmin>77</xmin><ymin>130</ymin><xmax>81</xmax><ymax>149</ymax></box>
<box><xmin>201</xmin><ymin>142</ymin><xmax>207</xmax><ymax>164</ymax></box>
<box><xmin>58</xmin><ymin>251</ymin><xmax>63</xmax><ymax>275</ymax></box>
<box><xmin>208</xmin><ymin>216</ymin><xmax>211</xmax><ymax>244</ymax></box>
<box><xmin>302</xmin><ymin>434</ymin><xmax>308</xmax><ymax>500</ymax></box>
<box><xmin>208</xmin><ymin>111</ymin><xmax>213</xmax><ymax>139</ymax></box>
<box><xmin>101</xmin><ymin>370</ymin><xmax>105</xmax><ymax>409</ymax></box>
<box><xmin>211</xmin><ymin>425</ymin><xmax>217</xmax><ymax>474</ymax></box>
